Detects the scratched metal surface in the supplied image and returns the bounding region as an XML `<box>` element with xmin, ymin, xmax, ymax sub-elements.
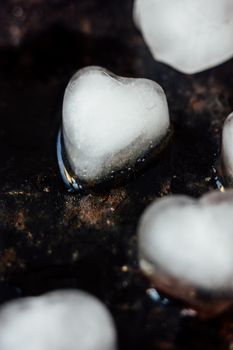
<box><xmin>0</xmin><ymin>1</ymin><xmax>233</xmax><ymax>349</ymax></box>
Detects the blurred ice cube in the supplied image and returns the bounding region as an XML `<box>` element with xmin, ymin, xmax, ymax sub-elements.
<box><xmin>0</xmin><ymin>290</ymin><xmax>117</xmax><ymax>350</ymax></box>
<box><xmin>138</xmin><ymin>191</ymin><xmax>233</xmax><ymax>317</ymax></box>
<box><xmin>222</xmin><ymin>112</ymin><xmax>233</xmax><ymax>184</ymax></box>
<box><xmin>134</xmin><ymin>0</ymin><xmax>233</xmax><ymax>74</ymax></box>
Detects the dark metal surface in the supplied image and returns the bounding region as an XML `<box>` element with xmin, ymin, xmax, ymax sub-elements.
<box><xmin>0</xmin><ymin>1</ymin><xmax>233</xmax><ymax>349</ymax></box>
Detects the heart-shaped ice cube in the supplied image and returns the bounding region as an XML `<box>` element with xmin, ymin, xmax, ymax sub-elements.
<box><xmin>138</xmin><ymin>191</ymin><xmax>233</xmax><ymax>317</ymax></box>
<box><xmin>134</xmin><ymin>0</ymin><xmax>233</xmax><ymax>74</ymax></box>
<box><xmin>0</xmin><ymin>290</ymin><xmax>117</xmax><ymax>350</ymax></box>
<box><xmin>222</xmin><ymin>112</ymin><xmax>233</xmax><ymax>184</ymax></box>
<box><xmin>60</xmin><ymin>66</ymin><xmax>170</xmax><ymax>190</ymax></box>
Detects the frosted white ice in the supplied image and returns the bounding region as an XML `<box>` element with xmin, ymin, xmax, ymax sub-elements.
<box><xmin>63</xmin><ymin>66</ymin><xmax>170</xmax><ymax>182</ymax></box>
<box><xmin>0</xmin><ymin>290</ymin><xmax>117</xmax><ymax>350</ymax></box>
<box><xmin>138</xmin><ymin>191</ymin><xmax>233</xmax><ymax>291</ymax></box>
<box><xmin>134</xmin><ymin>0</ymin><xmax>233</xmax><ymax>74</ymax></box>
<box><xmin>222</xmin><ymin>112</ymin><xmax>233</xmax><ymax>182</ymax></box>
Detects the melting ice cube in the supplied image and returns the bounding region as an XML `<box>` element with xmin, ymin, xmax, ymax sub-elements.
<box><xmin>58</xmin><ymin>66</ymin><xmax>170</xmax><ymax>191</ymax></box>
<box><xmin>138</xmin><ymin>190</ymin><xmax>233</xmax><ymax>317</ymax></box>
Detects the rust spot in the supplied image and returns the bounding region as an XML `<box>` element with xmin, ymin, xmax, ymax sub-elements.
<box><xmin>15</xmin><ymin>209</ymin><xmax>26</xmax><ymax>231</ymax></box>
<box><xmin>63</xmin><ymin>188</ymin><xmax>127</xmax><ymax>228</ymax></box>
<box><xmin>220</xmin><ymin>318</ymin><xmax>233</xmax><ymax>348</ymax></box>
<box><xmin>190</xmin><ymin>97</ymin><xmax>206</xmax><ymax>113</ymax></box>
<box><xmin>190</xmin><ymin>79</ymin><xmax>230</xmax><ymax>118</ymax></box>
<box><xmin>80</xmin><ymin>18</ymin><xmax>92</xmax><ymax>34</ymax></box>
<box><xmin>63</xmin><ymin>196</ymin><xmax>82</xmax><ymax>228</ymax></box>
<box><xmin>156</xmin><ymin>341</ymin><xmax>174</xmax><ymax>350</ymax></box>
<box><xmin>78</xmin><ymin>188</ymin><xmax>127</xmax><ymax>227</ymax></box>
<box><xmin>0</xmin><ymin>248</ymin><xmax>17</xmax><ymax>274</ymax></box>
<box><xmin>192</xmin><ymin>83</ymin><xmax>207</xmax><ymax>95</ymax></box>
